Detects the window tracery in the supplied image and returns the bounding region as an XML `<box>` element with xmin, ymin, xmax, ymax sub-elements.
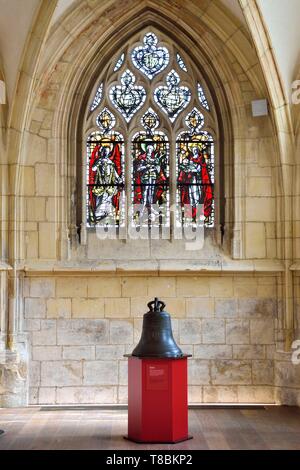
<box><xmin>85</xmin><ymin>30</ymin><xmax>216</xmax><ymax>234</ymax></box>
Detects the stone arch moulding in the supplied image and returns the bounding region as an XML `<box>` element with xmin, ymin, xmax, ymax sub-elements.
<box><xmin>32</xmin><ymin>4</ymin><xmax>263</xmax><ymax>266</ymax></box>
<box><xmin>0</xmin><ymin>0</ymin><xmax>58</xmax><ymax>407</ymax></box>
<box><xmin>78</xmin><ymin>25</ymin><xmax>223</xmax><ymax>246</ymax></box>
<box><xmin>239</xmin><ymin>0</ymin><xmax>296</xmax><ymax>350</ymax></box>
<box><xmin>65</xmin><ymin>16</ymin><xmax>234</xmax><ymax>262</ymax></box>
<box><xmin>20</xmin><ymin>0</ymin><xmax>281</xmax><ymax>269</ymax></box>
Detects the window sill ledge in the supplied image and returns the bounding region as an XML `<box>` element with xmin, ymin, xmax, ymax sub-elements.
<box><xmin>19</xmin><ymin>259</ymin><xmax>285</xmax><ymax>275</ymax></box>
<box><xmin>0</xmin><ymin>261</ymin><xmax>13</xmax><ymax>271</ymax></box>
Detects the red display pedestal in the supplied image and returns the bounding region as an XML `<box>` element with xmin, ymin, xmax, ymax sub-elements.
<box><xmin>125</xmin><ymin>355</ymin><xmax>192</xmax><ymax>444</ymax></box>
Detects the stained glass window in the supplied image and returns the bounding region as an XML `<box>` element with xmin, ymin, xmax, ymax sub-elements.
<box><xmin>141</xmin><ymin>107</ymin><xmax>159</xmax><ymax>134</ymax></box>
<box><xmin>198</xmin><ymin>83</ymin><xmax>210</xmax><ymax>111</ymax></box>
<box><xmin>114</xmin><ymin>53</ymin><xmax>125</xmax><ymax>72</ymax></box>
<box><xmin>132</xmin><ymin>131</ymin><xmax>169</xmax><ymax>228</ymax></box>
<box><xmin>176</xmin><ymin>53</ymin><xmax>187</xmax><ymax>72</ymax></box>
<box><xmin>131</xmin><ymin>32</ymin><xmax>169</xmax><ymax>79</ymax></box>
<box><xmin>87</xmin><ymin>109</ymin><xmax>125</xmax><ymax>227</ymax></box>
<box><xmin>185</xmin><ymin>107</ymin><xmax>205</xmax><ymax>133</ymax></box>
<box><xmin>176</xmin><ymin>131</ymin><xmax>214</xmax><ymax>227</ymax></box>
<box><xmin>131</xmin><ymin>108</ymin><xmax>169</xmax><ymax>228</ymax></box>
<box><xmin>85</xmin><ymin>30</ymin><xmax>216</xmax><ymax>233</ymax></box>
<box><xmin>90</xmin><ymin>83</ymin><xmax>103</xmax><ymax>112</ymax></box>
<box><xmin>154</xmin><ymin>70</ymin><xmax>191</xmax><ymax>122</ymax></box>
<box><xmin>109</xmin><ymin>69</ymin><xmax>146</xmax><ymax>122</ymax></box>
<box><xmin>96</xmin><ymin>107</ymin><xmax>116</xmax><ymax>130</ymax></box>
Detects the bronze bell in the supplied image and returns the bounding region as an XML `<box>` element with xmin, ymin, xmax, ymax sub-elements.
<box><xmin>132</xmin><ymin>298</ymin><xmax>183</xmax><ymax>358</ymax></box>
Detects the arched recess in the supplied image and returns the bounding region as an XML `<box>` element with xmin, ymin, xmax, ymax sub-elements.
<box><xmin>1</xmin><ymin>0</ymin><xmax>287</xmax><ymax>407</ymax></box>
<box><xmin>8</xmin><ymin>0</ymin><xmax>281</xmax><ymax>271</ymax></box>
<box><xmin>79</xmin><ymin>27</ymin><xmax>222</xmax><ymax>244</ymax></box>
<box><xmin>61</xmin><ymin>16</ymin><xmax>230</xmax><ymax>262</ymax></box>
<box><xmin>292</xmin><ymin>72</ymin><xmax>300</xmax><ymax>267</ymax></box>
<box><xmin>0</xmin><ymin>57</ymin><xmax>7</xmax><ymax>261</ymax></box>
<box><xmin>0</xmin><ymin>58</ymin><xmax>6</xmax><ymax>150</ymax></box>
<box><xmin>0</xmin><ymin>57</ymin><xmax>8</xmax><ymax>353</ymax></box>
<box><xmin>26</xmin><ymin>0</ymin><xmax>277</xmax><ymax>268</ymax></box>
<box><xmin>0</xmin><ymin>0</ymin><xmax>58</xmax><ymax>408</ymax></box>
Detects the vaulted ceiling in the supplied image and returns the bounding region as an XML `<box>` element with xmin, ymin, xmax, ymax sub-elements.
<box><xmin>0</xmin><ymin>0</ymin><xmax>299</xmax><ymax>106</ymax></box>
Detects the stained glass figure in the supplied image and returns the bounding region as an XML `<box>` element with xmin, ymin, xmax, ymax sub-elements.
<box><xmin>185</xmin><ymin>107</ymin><xmax>205</xmax><ymax>134</ymax></box>
<box><xmin>132</xmin><ymin>131</ymin><xmax>169</xmax><ymax>227</ymax></box>
<box><xmin>176</xmin><ymin>131</ymin><xmax>214</xmax><ymax>227</ymax></box>
<box><xmin>87</xmin><ymin>130</ymin><xmax>125</xmax><ymax>227</ymax></box>
<box><xmin>131</xmin><ymin>32</ymin><xmax>169</xmax><ymax>79</ymax></box>
<box><xmin>86</xmin><ymin>31</ymin><xmax>217</xmax><ymax>234</ymax></box>
<box><xmin>109</xmin><ymin>69</ymin><xmax>146</xmax><ymax>123</ymax></box>
<box><xmin>96</xmin><ymin>107</ymin><xmax>116</xmax><ymax>132</ymax></box>
<box><xmin>197</xmin><ymin>83</ymin><xmax>210</xmax><ymax>111</ymax></box>
<box><xmin>141</xmin><ymin>108</ymin><xmax>159</xmax><ymax>135</ymax></box>
<box><xmin>176</xmin><ymin>53</ymin><xmax>187</xmax><ymax>72</ymax></box>
<box><xmin>114</xmin><ymin>53</ymin><xmax>125</xmax><ymax>72</ymax></box>
<box><xmin>90</xmin><ymin>83</ymin><xmax>103</xmax><ymax>112</ymax></box>
<box><xmin>154</xmin><ymin>70</ymin><xmax>191</xmax><ymax>122</ymax></box>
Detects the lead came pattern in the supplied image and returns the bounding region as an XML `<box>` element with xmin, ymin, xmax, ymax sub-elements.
<box><xmin>176</xmin><ymin>130</ymin><xmax>214</xmax><ymax>227</ymax></box>
<box><xmin>131</xmin><ymin>32</ymin><xmax>169</xmax><ymax>79</ymax></box>
<box><xmin>96</xmin><ymin>107</ymin><xmax>116</xmax><ymax>132</ymax></box>
<box><xmin>87</xmin><ymin>131</ymin><xmax>125</xmax><ymax>227</ymax></box>
<box><xmin>132</xmin><ymin>130</ymin><xmax>169</xmax><ymax>228</ymax></box>
<box><xmin>176</xmin><ymin>53</ymin><xmax>188</xmax><ymax>72</ymax></box>
<box><xmin>109</xmin><ymin>70</ymin><xmax>146</xmax><ymax>123</ymax></box>
<box><xmin>114</xmin><ymin>53</ymin><xmax>125</xmax><ymax>72</ymax></box>
<box><xmin>87</xmin><ymin>108</ymin><xmax>125</xmax><ymax>227</ymax></box>
<box><xmin>198</xmin><ymin>83</ymin><xmax>210</xmax><ymax>111</ymax></box>
<box><xmin>185</xmin><ymin>107</ymin><xmax>205</xmax><ymax>134</ymax></box>
<box><xmin>90</xmin><ymin>83</ymin><xmax>103</xmax><ymax>112</ymax></box>
<box><xmin>154</xmin><ymin>70</ymin><xmax>191</xmax><ymax>122</ymax></box>
<box><xmin>141</xmin><ymin>108</ymin><xmax>160</xmax><ymax>134</ymax></box>
<box><xmin>86</xmin><ymin>31</ymin><xmax>215</xmax><ymax>229</ymax></box>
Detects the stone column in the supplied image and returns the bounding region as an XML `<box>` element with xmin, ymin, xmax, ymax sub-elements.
<box><xmin>0</xmin><ymin>268</ymin><xmax>28</xmax><ymax>407</ymax></box>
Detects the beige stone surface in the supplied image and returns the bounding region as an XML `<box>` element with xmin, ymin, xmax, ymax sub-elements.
<box><xmin>39</xmin><ymin>222</ymin><xmax>57</xmax><ymax>259</ymax></box>
<box><xmin>177</xmin><ymin>278</ymin><xmax>210</xmax><ymax>297</ymax></box>
<box><xmin>148</xmin><ymin>277</ymin><xmax>176</xmax><ymax>297</ymax></box>
<box><xmin>20</xmin><ymin>272</ymin><xmax>283</xmax><ymax>405</ymax></box>
<box><xmin>56</xmin><ymin>278</ymin><xmax>88</xmax><ymax>298</ymax></box>
<box><xmin>121</xmin><ymin>277</ymin><xmax>147</xmax><ymax>297</ymax></box>
<box><xmin>72</xmin><ymin>298</ymin><xmax>105</xmax><ymax>318</ymax></box>
<box><xmin>104</xmin><ymin>298</ymin><xmax>130</xmax><ymax>318</ymax></box>
<box><xmin>1</xmin><ymin>0</ymin><xmax>299</xmax><ymax>407</ymax></box>
<box><xmin>88</xmin><ymin>278</ymin><xmax>121</xmax><ymax>298</ymax></box>
<box><xmin>245</xmin><ymin>223</ymin><xmax>266</xmax><ymax>259</ymax></box>
<box><xmin>47</xmin><ymin>298</ymin><xmax>71</xmax><ymax>319</ymax></box>
<box><xmin>186</xmin><ymin>298</ymin><xmax>214</xmax><ymax>317</ymax></box>
<box><xmin>250</xmin><ymin>319</ymin><xmax>275</xmax><ymax>344</ymax></box>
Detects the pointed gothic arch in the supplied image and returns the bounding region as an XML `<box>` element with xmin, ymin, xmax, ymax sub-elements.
<box><xmin>82</xmin><ymin>29</ymin><xmax>219</xmax><ymax>239</ymax></box>
<box><xmin>1</xmin><ymin>0</ymin><xmax>297</xmax><ymax>408</ymax></box>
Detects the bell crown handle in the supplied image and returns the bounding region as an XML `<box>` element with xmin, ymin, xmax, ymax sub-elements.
<box><xmin>148</xmin><ymin>297</ymin><xmax>166</xmax><ymax>312</ymax></box>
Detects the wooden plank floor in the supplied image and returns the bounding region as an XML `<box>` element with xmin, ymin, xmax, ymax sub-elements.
<box><xmin>0</xmin><ymin>406</ymin><xmax>300</xmax><ymax>450</ymax></box>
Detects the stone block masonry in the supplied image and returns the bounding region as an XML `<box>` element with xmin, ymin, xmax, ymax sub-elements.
<box><xmin>24</xmin><ymin>274</ymin><xmax>278</xmax><ymax>405</ymax></box>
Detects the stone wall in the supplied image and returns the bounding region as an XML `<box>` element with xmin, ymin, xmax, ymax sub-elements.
<box><xmin>24</xmin><ymin>273</ymin><xmax>277</xmax><ymax>405</ymax></box>
<box><xmin>1</xmin><ymin>0</ymin><xmax>299</xmax><ymax>408</ymax></box>
<box><xmin>274</xmin><ymin>275</ymin><xmax>300</xmax><ymax>406</ymax></box>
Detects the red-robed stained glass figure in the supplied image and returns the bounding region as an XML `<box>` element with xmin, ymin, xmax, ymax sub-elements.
<box><xmin>88</xmin><ymin>136</ymin><xmax>124</xmax><ymax>226</ymax></box>
<box><xmin>132</xmin><ymin>134</ymin><xmax>169</xmax><ymax>222</ymax></box>
<box><xmin>177</xmin><ymin>133</ymin><xmax>214</xmax><ymax>226</ymax></box>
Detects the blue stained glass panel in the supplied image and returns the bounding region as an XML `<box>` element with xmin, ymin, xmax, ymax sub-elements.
<box><xmin>198</xmin><ymin>83</ymin><xmax>210</xmax><ymax>111</ymax></box>
<box><xmin>131</xmin><ymin>32</ymin><xmax>169</xmax><ymax>79</ymax></box>
<box><xmin>114</xmin><ymin>53</ymin><xmax>125</xmax><ymax>72</ymax></box>
<box><xmin>176</xmin><ymin>53</ymin><xmax>187</xmax><ymax>72</ymax></box>
<box><xmin>154</xmin><ymin>70</ymin><xmax>191</xmax><ymax>122</ymax></box>
<box><xmin>90</xmin><ymin>83</ymin><xmax>103</xmax><ymax>112</ymax></box>
<box><xmin>109</xmin><ymin>69</ymin><xmax>146</xmax><ymax>123</ymax></box>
